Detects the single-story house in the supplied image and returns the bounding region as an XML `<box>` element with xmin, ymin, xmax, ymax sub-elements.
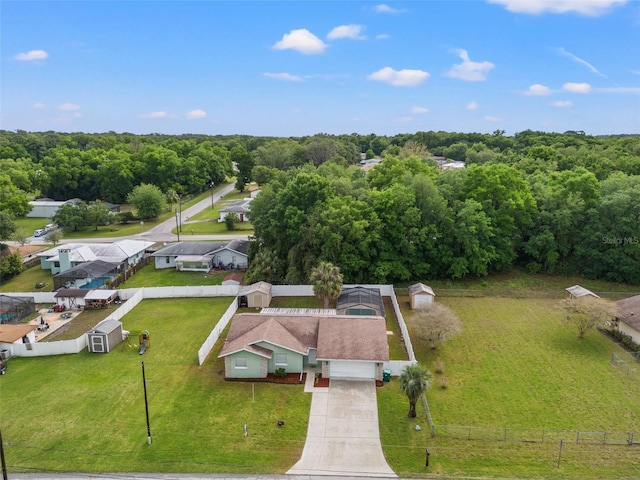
<box><xmin>565</xmin><ymin>285</ymin><xmax>600</xmax><ymax>300</ymax></box>
<box><xmin>218</xmin><ymin>198</ymin><xmax>253</xmax><ymax>223</ymax></box>
<box><xmin>218</xmin><ymin>313</ymin><xmax>389</xmax><ymax>381</ymax></box>
<box><xmin>0</xmin><ymin>324</ymin><xmax>38</xmax><ymax>349</ymax></box>
<box><xmin>616</xmin><ymin>294</ymin><xmax>640</xmax><ymax>344</ymax></box>
<box><xmin>408</xmin><ymin>283</ymin><xmax>436</xmax><ymax>309</ymax></box>
<box><xmin>238</xmin><ymin>282</ymin><xmax>272</xmax><ymax>308</ymax></box>
<box><xmin>26</xmin><ymin>199</ymin><xmax>70</xmax><ymax>218</ymax></box>
<box><xmin>336</xmin><ymin>286</ymin><xmax>385</xmax><ymax>317</ymax></box>
<box><xmin>54</xmin><ymin>289</ymin><xmax>91</xmax><ymax>309</ymax></box>
<box><xmin>441</xmin><ymin>161</ymin><xmax>466</xmax><ymax>170</ymax></box>
<box><xmin>87</xmin><ymin>319</ymin><xmax>124</xmax><ymax>353</ymax></box>
<box><xmin>37</xmin><ymin>239</ymin><xmax>153</xmax><ymax>274</ymax></box>
<box><xmin>151</xmin><ymin>240</ymin><xmax>249</xmax><ymax>272</ymax></box>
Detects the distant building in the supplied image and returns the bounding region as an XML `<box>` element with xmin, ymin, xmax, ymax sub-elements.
<box><xmin>565</xmin><ymin>285</ymin><xmax>600</xmax><ymax>300</ymax></box>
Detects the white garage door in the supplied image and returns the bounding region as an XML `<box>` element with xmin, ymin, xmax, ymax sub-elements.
<box><xmin>329</xmin><ymin>360</ymin><xmax>375</xmax><ymax>379</ymax></box>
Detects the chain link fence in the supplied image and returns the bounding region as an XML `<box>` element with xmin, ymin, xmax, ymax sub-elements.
<box><xmin>611</xmin><ymin>351</ymin><xmax>640</xmax><ymax>383</ymax></box>
<box><xmin>433</xmin><ymin>424</ymin><xmax>636</xmax><ymax>445</ymax></box>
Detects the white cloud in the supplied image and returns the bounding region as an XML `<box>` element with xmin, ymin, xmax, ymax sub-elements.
<box><xmin>273</xmin><ymin>29</ymin><xmax>327</xmax><ymax>55</ymax></box>
<box><xmin>327</xmin><ymin>24</ymin><xmax>365</xmax><ymax>40</ymax></box>
<box><xmin>557</xmin><ymin>47</ymin><xmax>605</xmax><ymax>76</ymax></box>
<box><xmin>445</xmin><ymin>49</ymin><xmax>495</xmax><ymax>82</ymax></box>
<box><xmin>467</xmin><ymin>101</ymin><xmax>479</xmax><ymax>110</ymax></box>
<box><xmin>14</xmin><ymin>49</ymin><xmax>48</xmax><ymax>61</ymax></box>
<box><xmin>411</xmin><ymin>106</ymin><xmax>429</xmax><ymax>114</ymax></box>
<box><xmin>488</xmin><ymin>0</ymin><xmax>626</xmax><ymax>16</ymax></box>
<box><xmin>367</xmin><ymin>67</ymin><xmax>430</xmax><ymax>87</ymax></box>
<box><xmin>186</xmin><ymin>109</ymin><xmax>207</xmax><ymax>119</ymax></box>
<box><xmin>549</xmin><ymin>100</ymin><xmax>574</xmax><ymax>107</ymax></box>
<box><xmin>485</xmin><ymin>116</ymin><xmax>502</xmax><ymax>122</ymax></box>
<box><xmin>374</xmin><ymin>4</ymin><xmax>404</xmax><ymax>13</ymax></box>
<box><xmin>263</xmin><ymin>72</ymin><xmax>304</xmax><ymax>82</ymax></box>
<box><xmin>58</xmin><ymin>103</ymin><xmax>80</xmax><ymax>111</ymax></box>
<box><xmin>31</xmin><ymin>102</ymin><xmax>46</xmax><ymax>109</ymax></box>
<box><xmin>376</xmin><ymin>33</ymin><xmax>391</xmax><ymax>40</ymax></box>
<box><xmin>563</xmin><ymin>82</ymin><xmax>592</xmax><ymax>93</ymax></box>
<box><xmin>138</xmin><ymin>111</ymin><xmax>168</xmax><ymax>119</ymax></box>
<box><xmin>525</xmin><ymin>84</ymin><xmax>552</xmax><ymax>96</ymax></box>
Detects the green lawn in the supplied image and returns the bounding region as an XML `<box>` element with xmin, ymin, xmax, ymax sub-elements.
<box><xmin>185</xmin><ymin>189</ymin><xmax>255</xmax><ymax>235</ymax></box>
<box><xmin>12</xmin><ymin>217</ymin><xmax>51</xmax><ymax>235</ymax></box>
<box><xmin>0</xmin><ymin>264</ymin><xmax>52</xmax><ymax>292</ymax></box>
<box><xmin>118</xmin><ymin>263</ymin><xmax>229</xmax><ymax>288</ymax></box>
<box><xmin>378</xmin><ymin>297</ymin><xmax>640</xmax><ymax>478</ymax></box>
<box><xmin>1</xmin><ymin>298</ymin><xmax>310</xmax><ymax>474</ymax></box>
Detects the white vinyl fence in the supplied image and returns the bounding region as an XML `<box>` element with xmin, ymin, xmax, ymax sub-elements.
<box><xmin>3</xmin><ymin>284</ymin><xmax>417</xmax><ymax>376</ymax></box>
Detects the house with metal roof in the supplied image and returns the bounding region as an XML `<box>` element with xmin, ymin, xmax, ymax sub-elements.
<box><xmin>218</xmin><ymin>198</ymin><xmax>253</xmax><ymax>223</ymax></box>
<box><xmin>151</xmin><ymin>240</ymin><xmax>249</xmax><ymax>272</ymax></box>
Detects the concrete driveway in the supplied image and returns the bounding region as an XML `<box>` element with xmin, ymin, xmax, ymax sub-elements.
<box><xmin>287</xmin><ymin>379</ymin><xmax>396</xmax><ymax>477</ymax></box>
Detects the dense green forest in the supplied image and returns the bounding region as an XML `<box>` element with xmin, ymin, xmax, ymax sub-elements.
<box><xmin>1</xmin><ymin>129</ymin><xmax>639</xmax><ymax>285</ymax></box>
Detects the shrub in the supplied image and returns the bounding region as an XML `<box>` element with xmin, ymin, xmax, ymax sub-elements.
<box><xmin>439</xmin><ymin>377</ymin><xmax>449</xmax><ymax>389</ymax></box>
<box><xmin>274</xmin><ymin>368</ymin><xmax>287</xmax><ymax>378</ymax></box>
<box><xmin>433</xmin><ymin>358</ymin><xmax>445</xmax><ymax>374</ymax></box>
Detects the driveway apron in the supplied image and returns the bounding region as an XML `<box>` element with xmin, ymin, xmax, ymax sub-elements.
<box><xmin>287</xmin><ymin>379</ymin><xmax>396</xmax><ymax>477</ymax></box>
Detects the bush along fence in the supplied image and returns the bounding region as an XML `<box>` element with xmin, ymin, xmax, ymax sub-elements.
<box><xmin>432</xmin><ymin>424</ymin><xmax>637</xmax><ymax>445</ymax></box>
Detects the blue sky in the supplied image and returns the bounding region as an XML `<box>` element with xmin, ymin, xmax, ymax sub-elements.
<box><xmin>2</xmin><ymin>1</ymin><xmax>639</xmax><ymax>137</ymax></box>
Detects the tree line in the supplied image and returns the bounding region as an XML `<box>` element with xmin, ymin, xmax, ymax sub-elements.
<box><xmin>1</xmin><ymin>129</ymin><xmax>639</xmax><ymax>285</ymax></box>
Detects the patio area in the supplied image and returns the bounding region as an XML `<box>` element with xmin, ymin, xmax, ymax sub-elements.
<box><xmin>29</xmin><ymin>308</ymin><xmax>81</xmax><ymax>341</ymax></box>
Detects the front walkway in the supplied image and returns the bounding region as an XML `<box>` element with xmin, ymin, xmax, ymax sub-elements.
<box><xmin>287</xmin><ymin>368</ymin><xmax>396</xmax><ymax>477</ymax></box>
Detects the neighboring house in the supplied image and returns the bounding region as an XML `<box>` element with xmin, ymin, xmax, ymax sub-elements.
<box><xmin>219</xmin><ymin>312</ymin><xmax>389</xmax><ymax>381</ymax></box>
<box><xmin>238</xmin><ymin>282</ymin><xmax>272</xmax><ymax>308</ymax></box>
<box><xmin>616</xmin><ymin>294</ymin><xmax>640</xmax><ymax>344</ymax></box>
<box><xmin>0</xmin><ymin>324</ymin><xmax>37</xmax><ymax>349</ymax></box>
<box><xmin>360</xmin><ymin>158</ymin><xmax>382</xmax><ymax>172</ymax></box>
<box><xmin>218</xmin><ymin>198</ymin><xmax>253</xmax><ymax>223</ymax></box>
<box><xmin>408</xmin><ymin>283</ymin><xmax>435</xmax><ymax>309</ymax></box>
<box><xmin>151</xmin><ymin>240</ymin><xmax>249</xmax><ymax>272</ymax></box>
<box><xmin>565</xmin><ymin>285</ymin><xmax>600</xmax><ymax>300</ymax></box>
<box><xmin>26</xmin><ymin>199</ymin><xmax>70</xmax><ymax>218</ymax></box>
<box><xmin>37</xmin><ymin>239</ymin><xmax>153</xmax><ymax>274</ymax></box>
<box><xmin>336</xmin><ymin>286</ymin><xmax>385</xmax><ymax>317</ymax></box>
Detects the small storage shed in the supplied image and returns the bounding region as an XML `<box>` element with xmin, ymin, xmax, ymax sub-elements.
<box><xmin>238</xmin><ymin>281</ymin><xmax>272</xmax><ymax>308</ymax></box>
<box><xmin>222</xmin><ymin>273</ymin><xmax>243</xmax><ymax>286</ymax></box>
<box><xmin>409</xmin><ymin>283</ymin><xmax>435</xmax><ymax>309</ymax></box>
<box><xmin>84</xmin><ymin>290</ymin><xmax>119</xmax><ymax>309</ymax></box>
<box><xmin>336</xmin><ymin>286</ymin><xmax>385</xmax><ymax>317</ymax></box>
<box><xmin>54</xmin><ymin>289</ymin><xmax>90</xmax><ymax>309</ymax></box>
<box><xmin>565</xmin><ymin>285</ymin><xmax>599</xmax><ymax>300</ymax></box>
<box><xmin>87</xmin><ymin>319</ymin><xmax>123</xmax><ymax>353</ymax></box>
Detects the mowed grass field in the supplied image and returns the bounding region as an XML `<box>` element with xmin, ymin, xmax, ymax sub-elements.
<box><xmin>378</xmin><ymin>297</ymin><xmax>640</xmax><ymax>478</ymax></box>
<box><xmin>0</xmin><ymin>298</ymin><xmax>310</xmax><ymax>474</ymax></box>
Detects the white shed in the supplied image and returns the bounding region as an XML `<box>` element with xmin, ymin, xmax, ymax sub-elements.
<box><xmin>565</xmin><ymin>285</ymin><xmax>599</xmax><ymax>300</ymax></box>
<box><xmin>409</xmin><ymin>283</ymin><xmax>436</xmax><ymax>309</ymax></box>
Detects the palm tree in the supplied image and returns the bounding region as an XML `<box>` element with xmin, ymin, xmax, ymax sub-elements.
<box><xmin>309</xmin><ymin>261</ymin><xmax>343</xmax><ymax>308</ymax></box>
<box><xmin>399</xmin><ymin>363</ymin><xmax>432</xmax><ymax>418</ymax></box>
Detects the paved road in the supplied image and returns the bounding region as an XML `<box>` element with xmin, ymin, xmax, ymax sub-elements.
<box><xmin>19</xmin><ymin>183</ymin><xmax>248</xmax><ymax>247</ymax></box>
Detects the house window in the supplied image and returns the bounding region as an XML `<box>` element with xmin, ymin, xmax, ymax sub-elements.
<box><xmin>275</xmin><ymin>353</ymin><xmax>287</xmax><ymax>366</ymax></box>
<box><xmin>165</xmin><ymin>257</ymin><xmax>170</xmax><ymax>264</ymax></box>
<box><xmin>234</xmin><ymin>357</ymin><xmax>247</xmax><ymax>369</ymax></box>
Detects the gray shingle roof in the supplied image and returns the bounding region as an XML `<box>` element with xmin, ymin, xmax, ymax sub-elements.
<box><xmin>617</xmin><ymin>294</ymin><xmax>640</xmax><ymax>331</ymax></box>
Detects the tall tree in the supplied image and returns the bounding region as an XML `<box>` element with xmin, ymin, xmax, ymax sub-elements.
<box><xmin>127</xmin><ymin>183</ymin><xmax>167</xmax><ymax>220</ymax></box>
<box><xmin>309</xmin><ymin>261</ymin><xmax>344</xmax><ymax>308</ymax></box>
<box><xmin>399</xmin><ymin>363</ymin><xmax>432</xmax><ymax>418</ymax></box>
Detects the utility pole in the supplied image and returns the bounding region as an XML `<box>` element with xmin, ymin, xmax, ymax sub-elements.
<box><xmin>142</xmin><ymin>362</ymin><xmax>152</xmax><ymax>445</ymax></box>
<box><xmin>1</xmin><ymin>428</ymin><xmax>8</xmax><ymax>480</ymax></box>
<box><xmin>175</xmin><ymin>212</ymin><xmax>180</xmax><ymax>241</ymax></box>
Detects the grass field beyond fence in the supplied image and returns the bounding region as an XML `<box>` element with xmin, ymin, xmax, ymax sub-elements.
<box><xmin>379</xmin><ymin>297</ymin><xmax>640</xmax><ymax>478</ymax></box>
